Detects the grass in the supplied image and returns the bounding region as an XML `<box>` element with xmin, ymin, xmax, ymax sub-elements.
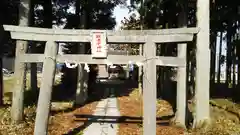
<box><xmin>3</xmin><ymin>77</ymin><xmax>16</xmax><ymax>92</ymax></box>
<box><xmin>3</xmin><ymin>73</ymin><xmax>36</xmax><ymax>105</ymax></box>
<box><xmin>3</xmin><ymin>73</ymin><xmax>63</xmax><ymax>106</ymax></box>
<box><xmin>3</xmin><ymin>73</ymin><xmax>38</xmax><ymax>93</ymax></box>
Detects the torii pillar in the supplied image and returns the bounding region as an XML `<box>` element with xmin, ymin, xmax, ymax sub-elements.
<box><xmin>194</xmin><ymin>0</ymin><xmax>211</xmax><ymax>127</ymax></box>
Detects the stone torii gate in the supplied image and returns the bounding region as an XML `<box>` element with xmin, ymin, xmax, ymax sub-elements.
<box><xmin>3</xmin><ymin>0</ymin><xmax>211</xmax><ymax>134</ymax></box>
<box><xmin>4</xmin><ymin>25</ymin><xmax>205</xmax><ymax>135</ymax></box>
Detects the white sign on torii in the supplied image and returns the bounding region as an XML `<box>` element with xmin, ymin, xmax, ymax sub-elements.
<box><xmin>91</xmin><ymin>30</ymin><xmax>108</xmax><ymax>58</ymax></box>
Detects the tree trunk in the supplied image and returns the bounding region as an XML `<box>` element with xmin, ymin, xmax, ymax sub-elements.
<box><xmin>0</xmin><ymin>56</ymin><xmax>3</xmax><ymax>106</ymax></box>
<box><xmin>210</xmin><ymin>0</ymin><xmax>217</xmax><ymax>89</ymax></box>
<box><xmin>237</xmin><ymin>33</ymin><xmax>240</xmax><ymax>85</ymax></box>
<box><xmin>29</xmin><ymin>0</ymin><xmax>37</xmax><ymax>92</ymax></box>
<box><xmin>226</xmin><ymin>26</ymin><xmax>232</xmax><ymax>87</ymax></box>
<box><xmin>138</xmin><ymin>0</ymin><xmax>144</xmax><ymax>94</ymax></box>
<box><xmin>210</xmin><ymin>33</ymin><xmax>217</xmax><ymax>89</ymax></box>
<box><xmin>11</xmin><ymin>0</ymin><xmax>31</xmax><ymax>123</ymax></box>
<box><xmin>217</xmin><ymin>32</ymin><xmax>223</xmax><ymax>83</ymax></box>
<box><xmin>43</xmin><ymin>0</ymin><xmax>53</xmax><ymax>28</ymax></box>
<box><xmin>0</xmin><ymin>13</ymin><xmax>5</xmax><ymax>106</ymax></box>
<box><xmin>75</xmin><ymin>0</ymin><xmax>89</xmax><ymax>105</ymax></box>
<box><xmin>30</xmin><ymin>54</ymin><xmax>38</xmax><ymax>92</ymax></box>
<box><xmin>232</xmin><ymin>34</ymin><xmax>237</xmax><ymax>88</ymax></box>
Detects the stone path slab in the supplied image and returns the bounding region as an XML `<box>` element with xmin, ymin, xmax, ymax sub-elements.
<box><xmin>83</xmin><ymin>88</ymin><xmax>120</xmax><ymax>135</ymax></box>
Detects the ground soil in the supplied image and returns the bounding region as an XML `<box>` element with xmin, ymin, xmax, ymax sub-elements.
<box><xmin>3</xmin><ymin>76</ymin><xmax>240</xmax><ymax>135</ymax></box>
<box><xmin>117</xmin><ymin>88</ymin><xmax>240</xmax><ymax>135</ymax></box>
<box><xmin>0</xmin><ymin>101</ymin><xmax>98</xmax><ymax>135</ymax></box>
<box><xmin>1</xmin><ymin>74</ymin><xmax>99</xmax><ymax>135</ymax></box>
<box><xmin>117</xmin><ymin>89</ymin><xmax>185</xmax><ymax>135</ymax></box>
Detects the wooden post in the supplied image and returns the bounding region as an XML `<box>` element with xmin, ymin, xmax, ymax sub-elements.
<box><xmin>143</xmin><ymin>41</ymin><xmax>156</xmax><ymax>135</ymax></box>
<box><xmin>176</xmin><ymin>2</ymin><xmax>187</xmax><ymax>127</ymax></box>
<box><xmin>194</xmin><ymin>0</ymin><xmax>210</xmax><ymax>127</ymax></box>
<box><xmin>34</xmin><ymin>41</ymin><xmax>58</xmax><ymax>135</ymax></box>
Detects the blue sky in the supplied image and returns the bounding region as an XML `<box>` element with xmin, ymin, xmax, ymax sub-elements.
<box><xmin>113</xmin><ymin>6</ymin><xmax>129</xmax><ymax>29</ymax></box>
<box><xmin>113</xmin><ymin>0</ymin><xmax>130</xmax><ymax>29</ymax></box>
<box><xmin>113</xmin><ymin>0</ymin><xmax>140</xmax><ymax>29</ymax></box>
<box><xmin>66</xmin><ymin>0</ymin><xmax>134</xmax><ymax>30</ymax></box>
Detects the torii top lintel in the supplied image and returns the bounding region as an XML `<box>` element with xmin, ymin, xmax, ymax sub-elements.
<box><xmin>3</xmin><ymin>25</ymin><xmax>199</xmax><ymax>43</ymax></box>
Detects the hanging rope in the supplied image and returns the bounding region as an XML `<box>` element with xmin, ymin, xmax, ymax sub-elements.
<box><xmin>64</xmin><ymin>61</ymin><xmax>78</xmax><ymax>69</ymax></box>
<box><xmin>84</xmin><ymin>63</ymin><xmax>90</xmax><ymax>72</ymax></box>
<box><xmin>64</xmin><ymin>61</ymin><xmax>90</xmax><ymax>73</ymax></box>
